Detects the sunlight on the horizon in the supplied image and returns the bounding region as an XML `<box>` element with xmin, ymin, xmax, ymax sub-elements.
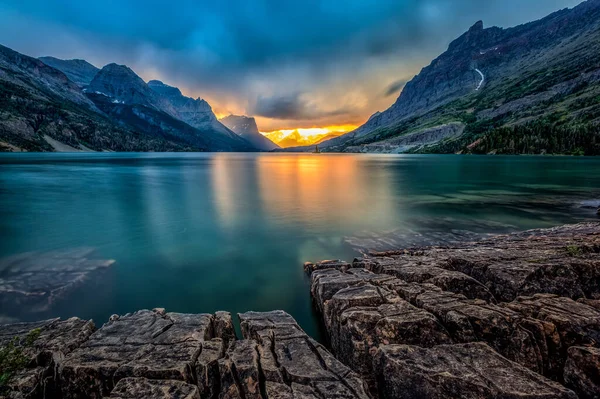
<box><xmin>260</xmin><ymin>125</ymin><xmax>357</xmax><ymax>147</ymax></box>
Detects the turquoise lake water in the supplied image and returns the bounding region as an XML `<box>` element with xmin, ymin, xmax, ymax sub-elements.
<box><xmin>0</xmin><ymin>153</ymin><xmax>599</xmax><ymax>339</ymax></box>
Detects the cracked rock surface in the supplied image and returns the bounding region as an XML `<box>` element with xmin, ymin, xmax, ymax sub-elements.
<box><xmin>1</xmin><ymin>310</ymin><xmax>370</xmax><ymax>399</ymax></box>
<box><xmin>306</xmin><ymin>222</ymin><xmax>600</xmax><ymax>398</ymax></box>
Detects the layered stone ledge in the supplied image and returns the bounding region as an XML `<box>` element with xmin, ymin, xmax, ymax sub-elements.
<box><xmin>305</xmin><ymin>222</ymin><xmax>600</xmax><ymax>398</ymax></box>
<box><xmin>1</xmin><ymin>309</ymin><xmax>370</xmax><ymax>399</ymax></box>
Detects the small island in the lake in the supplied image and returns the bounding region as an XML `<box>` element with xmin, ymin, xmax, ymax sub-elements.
<box><xmin>2</xmin><ymin>222</ymin><xmax>599</xmax><ymax>398</ymax></box>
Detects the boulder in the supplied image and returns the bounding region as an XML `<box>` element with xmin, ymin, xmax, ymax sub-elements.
<box><xmin>196</xmin><ymin>339</ymin><xmax>224</xmax><ymax>399</ymax></box>
<box><xmin>324</xmin><ymin>283</ymin><xmax>451</xmax><ymax>376</ymax></box>
<box><xmin>374</xmin><ymin>342</ymin><xmax>577</xmax><ymax>399</ymax></box>
<box><xmin>504</xmin><ymin>294</ymin><xmax>600</xmax><ymax>378</ymax></box>
<box><xmin>218</xmin><ymin>340</ymin><xmax>261</xmax><ymax>399</ymax></box>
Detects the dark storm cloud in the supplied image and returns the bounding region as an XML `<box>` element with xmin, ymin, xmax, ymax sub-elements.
<box><xmin>384</xmin><ymin>80</ymin><xmax>409</xmax><ymax>97</ymax></box>
<box><xmin>0</xmin><ymin>0</ymin><xmax>583</xmax><ymax>125</ymax></box>
<box><xmin>252</xmin><ymin>92</ymin><xmax>350</xmax><ymax>120</ymax></box>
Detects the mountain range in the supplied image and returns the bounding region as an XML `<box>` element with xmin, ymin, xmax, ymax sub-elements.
<box><xmin>0</xmin><ymin>48</ymin><xmax>261</xmax><ymax>152</ymax></box>
<box><xmin>307</xmin><ymin>0</ymin><xmax>600</xmax><ymax>155</ymax></box>
<box><xmin>2</xmin><ymin>0</ymin><xmax>600</xmax><ymax>154</ymax></box>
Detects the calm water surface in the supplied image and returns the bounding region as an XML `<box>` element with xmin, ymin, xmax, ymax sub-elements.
<box><xmin>1</xmin><ymin>153</ymin><xmax>599</xmax><ymax>339</ymax></box>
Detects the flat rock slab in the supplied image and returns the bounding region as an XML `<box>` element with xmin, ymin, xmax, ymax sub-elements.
<box><xmin>0</xmin><ymin>248</ymin><xmax>115</xmax><ymax>315</ymax></box>
<box><xmin>59</xmin><ymin>309</ymin><xmax>229</xmax><ymax>398</ymax></box>
<box><xmin>374</xmin><ymin>342</ymin><xmax>578</xmax><ymax>399</ymax></box>
<box><xmin>362</xmin><ymin>222</ymin><xmax>600</xmax><ymax>301</ymax></box>
<box><xmin>353</xmin><ymin>257</ymin><xmax>495</xmax><ymax>301</ymax></box>
<box><xmin>106</xmin><ymin>378</ymin><xmax>200</xmax><ymax>399</ymax></box>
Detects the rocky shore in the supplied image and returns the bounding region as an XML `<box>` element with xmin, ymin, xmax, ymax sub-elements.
<box><xmin>1</xmin><ymin>222</ymin><xmax>599</xmax><ymax>398</ymax></box>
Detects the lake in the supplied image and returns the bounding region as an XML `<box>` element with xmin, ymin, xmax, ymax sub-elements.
<box><xmin>1</xmin><ymin>153</ymin><xmax>599</xmax><ymax>339</ymax></box>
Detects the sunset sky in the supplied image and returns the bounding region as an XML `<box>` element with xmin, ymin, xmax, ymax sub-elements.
<box><xmin>0</xmin><ymin>0</ymin><xmax>581</xmax><ymax>137</ymax></box>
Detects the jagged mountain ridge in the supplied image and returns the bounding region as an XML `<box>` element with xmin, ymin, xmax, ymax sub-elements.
<box><xmin>318</xmin><ymin>0</ymin><xmax>600</xmax><ymax>154</ymax></box>
<box><xmin>0</xmin><ymin>44</ymin><xmax>188</xmax><ymax>151</ymax></box>
<box><xmin>85</xmin><ymin>66</ymin><xmax>252</xmax><ymax>150</ymax></box>
<box><xmin>220</xmin><ymin>114</ymin><xmax>280</xmax><ymax>151</ymax></box>
<box><xmin>38</xmin><ymin>56</ymin><xmax>99</xmax><ymax>88</ymax></box>
<box><xmin>147</xmin><ymin>80</ymin><xmax>245</xmax><ymax>143</ymax></box>
<box><xmin>87</xmin><ymin>63</ymin><xmax>162</xmax><ymax>109</ymax></box>
<box><xmin>0</xmin><ymin>46</ymin><xmax>256</xmax><ymax>151</ymax></box>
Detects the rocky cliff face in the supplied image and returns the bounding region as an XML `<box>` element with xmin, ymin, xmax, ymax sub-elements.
<box><xmin>147</xmin><ymin>80</ymin><xmax>245</xmax><ymax>144</ymax></box>
<box><xmin>321</xmin><ymin>0</ymin><xmax>600</xmax><ymax>154</ymax></box>
<box><xmin>220</xmin><ymin>114</ymin><xmax>280</xmax><ymax>151</ymax></box>
<box><xmin>85</xmin><ymin>68</ymin><xmax>254</xmax><ymax>151</ymax></box>
<box><xmin>0</xmin><ymin>45</ymin><xmax>255</xmax><ymax>152</ymax></box>
<box><xmin>38</xmin><ymin>56</ymin><xmax>99</xmax><ymax>88</ymax></box>
<box><xmin>88</xmin><ymin>64</ymin><xmax>163</xmax><ymax>109</ymax></box>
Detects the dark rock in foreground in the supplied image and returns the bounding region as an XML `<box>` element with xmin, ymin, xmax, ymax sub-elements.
<box><xmin>0</xmin><ymin>310</ymin><xmax>370</xmax><ymax>399</ymax></box>
<box><xmin>564</xmin><ymin>346</ymin><xmax>600</xmax><ymax>399</ymax></box>
<box><xmin>358</xmin><ymin>222</ymin><xmax>600</xmax><ymax>302</ymax></box>
<box><xmin>374</xmin><ymin>342</ymin><xmax>577</xmax><ymax>399</ymax></box>
<box><xmin>107</xmin><ymin>378</ymin><xmax>200</xmax><ymax>399</ymax></box>
<box><xmin>0</xmin><ymin>317</ymin><xmax>94</xmax><ymax>398</ymax></box>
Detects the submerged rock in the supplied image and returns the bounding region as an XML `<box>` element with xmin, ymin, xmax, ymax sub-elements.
<box><xmin>0</xmin><ymin>248</ymin><xmax>115</xmax><ymax>316</ymax></box>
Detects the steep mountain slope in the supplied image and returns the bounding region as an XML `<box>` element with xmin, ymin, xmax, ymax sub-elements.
<box><xmin>38</xmin><ymin>56</ymin><xmax>99</xmax><ymax>87</ymax></box>
<box><xmin>88</xmin><ymin>64</ymin><xmax>164</xmax><ymax>109</ymax></box>
<box><xmin>0</xmin><ymin>45</ymin><xmax>186</xmax><ymax>152</ymax></box>
<box><xmin>147</xmin><ymin>80</ymin><xmax>247</xmax><ymax>145</ymax></box>
<box><xmin>86</xmin><ymin>67</ymin><xmax>255</xmax><ymax>151</ymax></box>
<box><xmin>220</xmin><ymin>114</ymin><xmax>280</xmax><ymax>151</ymax></box>
<box><xmin>320</xmin><ymin>0</ymin><xmax>600</xmax><ymax>155</ymax></box>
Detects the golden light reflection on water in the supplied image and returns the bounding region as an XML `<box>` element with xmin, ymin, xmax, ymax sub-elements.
<box><xmin>210</xmin><ymin>154</ymin><xmax>398</xmax><ymax>232</ymax></box>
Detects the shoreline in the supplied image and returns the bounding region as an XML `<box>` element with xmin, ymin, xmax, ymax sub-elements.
<box><xmin>1</xmin><ymin>222</ymin><xmax>599</xmax><ymax>398</ymax></box>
